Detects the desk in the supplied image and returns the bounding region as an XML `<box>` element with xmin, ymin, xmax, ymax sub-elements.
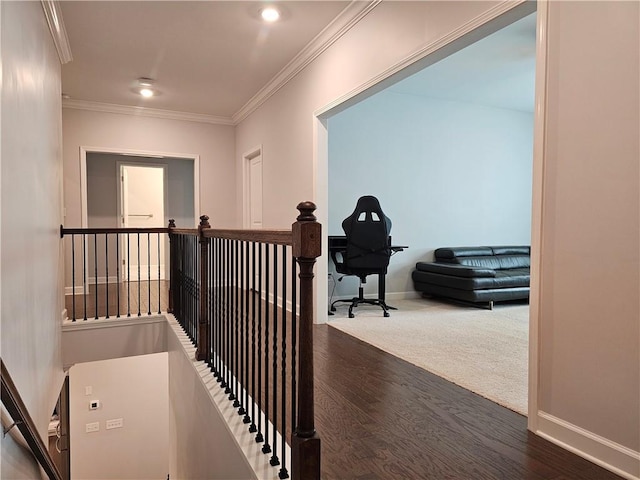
<box><xmin>328</xmin><ymin>235</ymin><xmax>407</xmax><ymax>310</ymax></box>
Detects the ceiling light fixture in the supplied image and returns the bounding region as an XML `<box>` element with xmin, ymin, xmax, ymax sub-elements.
<box><xmin>137</xmin><ymin>77</ymin><xmax>156</xmax><ymax>98</ymax></box>
<box><xmin>261</xmin><ymin>6</ymin><xmax>280</xmax><ymax>22</ymax></box>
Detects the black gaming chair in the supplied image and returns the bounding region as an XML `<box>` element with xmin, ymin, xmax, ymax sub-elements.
<box><xmin>330</xmin><ymin>195</ymin><xmax>392</xmax><ymax>318</ymax></box>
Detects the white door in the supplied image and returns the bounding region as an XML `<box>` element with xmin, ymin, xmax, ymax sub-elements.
<box><xmin>120</xmin><ymin>164</ymin><xmax>166</xmax><ymax>281</ymax></box>
<box><xmin>249</xmin><ymin>154</ymin><xmax>263</xmax><ymax>229</ymax></box>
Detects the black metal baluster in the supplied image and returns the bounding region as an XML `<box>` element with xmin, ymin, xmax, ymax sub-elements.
<box><xmin>158</xmin><ymin>233</ymin><xmax>161</xmax><ymax>314</ymax></box>
<box><xmin>192</xmin><ymin>236</ymin><xmax>196</xmax><ymax>342</ymax></box>
<box><xmin>105</xmin><ymin>233</ymin><xmax>109</xmax><ymax>319</ymax></box>
<box><xmin>215</xmin><ymin>238</ymin><xmax>222</xmax><ymax>381</ymax></box>
<box><xmin>263</xmin><ymin>244</ymin><xmax>271</xmax><ymax>455</ymax></box>
<box><xmin>243</xmin><ymin>240</ymin><xmax>251</xmax><ymax>424</ymax></box>
<box><xmin>225</xmin><ymin>238</ymin><xmax>232</xmax><ymax>394</ymax></box>
<box><xmin>279</xmin><ymin>245</ymin><xmax>289</xmax><ymax>479</ymax></box>
<box><xmin>71</xmin><ymin>234</ymin><xmax>76</xmax><ymax>322</ymax></box>
<box><xmin>147</xmin><ymin>233</ymin><xmax>151</xmax><ymax>315</ymax></box>
<box><xmin>83</xmin><ymin>234</ymin><xmax>87</xmax><ymax>321</ymax></box>
<box><xmin>127</xmin><ymin>233</ymin><xmax>131</xmax><ymax>317</ymax></box>
<box><xmin>116</xmin><ymin>234</ymin><xmax>121</xmax><ymax>318</ymax></box>
<box><xmin>255</xmin><ymin>242</ymin><xmax>264</xmax><ymax>443</ymax></box>
<box><xmin>232</xmin><ymin>240</ymin><xmax>239</xmax><ymax>405</ymax></box>
<box><xmin>137</xmin><ymin>233</ymin><xmax>141</xmax><ymax>317</ymax></box>
<box><xmin>271</xmin><ymin>244</ymin><xmax>280</xmax><ymax>466</ymax></box>
<box><xmin>94</xmin><ymin>233</ymin><xmax>98</xmax><ymax>319</ymax></box>
<box><xmin>238</xmin><ymin>240</ymin><xmax>246</xmax><ymax>416</ymax></box>
<box><xmin>210</xmin><ymin>238</ymin><xmax>215</xmax><ymax>372</ymax></box>
<box><xmin>249</xmin><ymin>241</ymin><xmax>258</xmax><ymax>434</ymax></box>
<box><xmin>290</xmin><ymin>257</ymin><xmax>298</xmax><ymax>454</ymax></box>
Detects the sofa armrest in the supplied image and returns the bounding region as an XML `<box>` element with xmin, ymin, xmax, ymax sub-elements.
<box><xmin>415</xmin><ymin>262</ymin><xmax>496</xmax><ymax>278</ymax></box>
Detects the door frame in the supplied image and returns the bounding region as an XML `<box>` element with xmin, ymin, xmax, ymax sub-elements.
<box><xmin>312</xmin><ymin>1</ymin><xmax>543</xmax><ymax>426</ymax></box>
<box><xmin>79</xmin><ymin>146</ymin><xmax>200</xmax><ymax>229</ymax></box>
<box><xmin>241</xmin><ymin>145</ymin><xmax>263</xmax><ymax>228</ymax></box>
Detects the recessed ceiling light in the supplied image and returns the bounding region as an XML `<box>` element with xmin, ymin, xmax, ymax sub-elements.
<box><xmin>137</xmin><ymin>78</ymin><xmax>156</xmax><ymax>98</ymax></box>
<box><xmin>261</xmin><ymin>7</ymin><xmax>280</xmax><ymax>22</ymax></box>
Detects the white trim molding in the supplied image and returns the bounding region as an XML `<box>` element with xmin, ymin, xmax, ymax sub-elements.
<box><xmin>63</xmin><ymin>99</ymin><xmax>235</xmax><ymax>126</ymax></box>
<box><xmin>232</xmin><ymin>0</ymin><xmax>380</xmax><ymax>124</ymax></box>
<box><xmin>536</xmin><ymin>412</ymin><xmax>640</xmax><ymax>480</ymax></box>
<box><xmin>41</xmin><ymin>0</ymin><xmax>72</xmax><ymax>64</ymax></box>
<box><xmin>58</xmin><ymin>2</ymin><xmax>378</xmax><ymax>125</ymax></box>
<box><xmin>315</xmin><ymin>0</ymin><xmax>534</xmax><ymax>119</ymax></box>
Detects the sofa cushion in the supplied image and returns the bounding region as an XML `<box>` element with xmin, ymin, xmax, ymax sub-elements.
<box><xmin>412</xmin><ymin>268</ymin><xmax>530</xmax><ymax>291</ymax></box>
<box><xmin>492</xmin><ymin>246</ymin><xmax>530</xmax><ymax>256</ymax></box>
<box><xmin>414</xmin><ymin>262</ymin><xmax>496</xmax><ymax>278</ymax></box>
<box><xmin>435</xmin><ymin>247</ymin><xmax>493</xmax><ymax>260</ymax></box>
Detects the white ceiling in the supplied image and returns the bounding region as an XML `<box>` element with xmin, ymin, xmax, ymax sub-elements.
<box><xmin>60</xmin><ymin>1</ymin><xmax>351</xmax><ymax>120</ymax></box>
<box><xmin>60</xmin><ymin>3</ymin><xmax>536</xmax><ymax>122</ymax></box>
<box><xmin>388</xmin><ymin>13</ymin><xmax>537</xmax><ymax>113</ymax></box>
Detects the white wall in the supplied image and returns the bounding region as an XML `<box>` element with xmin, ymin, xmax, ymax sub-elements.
<box><xmin>235</xmin><ymin>0</ymin><xmax>639</xmax><ymax>477</ymax></box>
<box><xmin>69</xmin><ymin>353</ymin><xmax>169</xmax><ymax>480</ymax></box>
<box><xmin>167</xmin><ymin>321</ymin><xmax>256</xmax><ymax>480</ymax></box>
<box><xmin>535</xmin><ymin>1</ymin><xmax>639</xmax><ymax>474</ymax></box>
<box><xmin>62</xmin><ymin>108</ymin><xmax>236</xmax><ymax>229</ymax></box>
<box><xmin>1</xmin><ymin>1</ymin><xmax>66</xmax><ymax>476</ymax></box>
<box><xmin>328</xmin><ymin>91</ymin><xmax>533</xmax><ymax>298</ymax></box>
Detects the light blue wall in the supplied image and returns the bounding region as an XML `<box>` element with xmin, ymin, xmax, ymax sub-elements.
<box><xmin>328</xmin><ymin>91</ymin><xmax>533</xmax><ymax>299</ymax></box>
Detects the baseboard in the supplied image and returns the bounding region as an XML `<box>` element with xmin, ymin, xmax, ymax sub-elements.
<box><xmin>65</xmin><ymin>285</ymin><xmax>85</xmax><ymax>295</ymax></box>
<box><xmin>88</xmin><ymin>275</ymin><xmax>119</xmax><ymax>285</ymax></box>
<box><xmin>536</xmin><ymin>411</ymin><xmax>639</xmax><ymax>480</ymax></box>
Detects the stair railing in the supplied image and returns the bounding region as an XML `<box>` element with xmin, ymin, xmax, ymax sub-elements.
<box><xmin>1</xmin><ymin>358</ymin><xmax>63</xmax><ymax>480</ymax></box>
<box><xmin>60</xmin><ymin>201</ymin><xmax>322</xmax><ymax>479</ymax></box>
<box><xmin>168</xmin><ymin>201</ymin><xmax>321</xmax><ymax>480</ymax></box>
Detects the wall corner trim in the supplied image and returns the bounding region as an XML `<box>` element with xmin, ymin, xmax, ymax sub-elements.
<box><xmin>41</xmin><ymin>0</ymin><xmax>73</xmax><ymax>64</ymax></box>
<box><xmin>536</xmin><ymin>411</ymin><xmax>640</xmax><ymax>480</ymax></box>
<box><xmin>231</xmin><ymin>0</ymin><xmax>381</xmax><ymax>125</ymax></box>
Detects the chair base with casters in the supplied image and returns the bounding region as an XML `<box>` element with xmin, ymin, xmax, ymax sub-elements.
<box><xmin>330</xmin><ymin>277</ymin><xmax>390</xmax><ymax>318</ymax></box>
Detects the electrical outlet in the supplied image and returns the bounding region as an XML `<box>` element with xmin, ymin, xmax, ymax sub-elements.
<box><xmin>106</xmin><ymin>418</ymin><xmax>123</xmax><ymax>430</ymax></box>
<box><xmin>86</xmin><ymin>422</ymin><xmax>99</xmax><ymax>433</ymax></box>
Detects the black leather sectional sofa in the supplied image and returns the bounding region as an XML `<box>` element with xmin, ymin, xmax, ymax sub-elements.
<box><xmin>411</xmin><ymin>246</ymin><xmax>530</xmax><ymax>309</ymax></box>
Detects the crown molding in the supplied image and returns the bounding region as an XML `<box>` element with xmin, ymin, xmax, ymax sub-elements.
<box><xmin>41</xmin><ymin>0</ymin><xmax>72</xmax><ymax>64</ymax></box>
<box><xmin>232</xmin><ymin>0</ymin><xmax>381</xmax><ymax>125</ymax></box>
<box><xmin>62</xmin><ymin>99</ymin><xmax>235</xmax><ymax>126</ymax></box>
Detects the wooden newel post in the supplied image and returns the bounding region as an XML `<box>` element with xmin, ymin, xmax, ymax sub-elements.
<box><xmin>167</xmin><ymin>219</ymin><xmax>176</xmax><ymax>313</ymax></box>
<box><xmin>291</xmin><ymin>201</ymin><xmax>321</xmax><ymax>480</ymax></box>
<box><xmin>196</xmin><ymin>215</ymin><xmax>211</xmax><ymax>361</ymax></box>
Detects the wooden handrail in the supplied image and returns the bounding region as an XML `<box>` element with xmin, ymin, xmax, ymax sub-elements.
<box><xmin>1</xmin><ymin>359</ymin><xmax>62</xmax><ymax>480</ymax></box>
<box><xmin>61</xmin><ymin>226</ymin><xmax>170</xmax><ymax>236</ymax></box>
<box><xmin>202</xmin><ymin>228</ymin><xmax>292</xmax><ymax>245</ymax></box>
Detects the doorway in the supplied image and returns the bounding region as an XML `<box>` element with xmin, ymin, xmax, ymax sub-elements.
<box><xmin>118</xmin><ymin>163</ymin><xmax>167</xmax><ymax>281</ymax></box>
<box><xmin>318</xmin><ymin>6</ymin><xmax>537</xmax><ymax>418</ymax></box>
<box><xmin>243</xmin><ymin>146</ymin><xmax>263</xmax><ymax>229</ymax></box>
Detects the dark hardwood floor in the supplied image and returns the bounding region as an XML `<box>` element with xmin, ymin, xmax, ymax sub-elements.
<box><xmin>314</xmin><ymin>324</ymin><xmax>622</xmax><ymax>480</ymax></box>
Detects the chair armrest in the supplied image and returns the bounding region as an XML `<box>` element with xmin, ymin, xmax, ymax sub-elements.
<box><xmin>331</xmin><ymin>248</ymin><xmax>346</xmax><ymax>268</ymax></box>
<box><xmin>415</xmin><ymin>262</ymin><xmax>496</xmax><ymax>278</ymax></box>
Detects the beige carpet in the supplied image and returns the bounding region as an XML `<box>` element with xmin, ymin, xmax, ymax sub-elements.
<box><xmin>328</xmin><ymin>297</ymin><xmax>529</xmax><ymax>415</ymax></box>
